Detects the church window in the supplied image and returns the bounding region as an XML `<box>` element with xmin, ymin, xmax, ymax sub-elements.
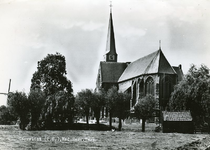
<box><xmin>161</xmin><ymin>75</ymin><xmax>173</xmax><ymax>109</ymax></box>
<box><xmin>163</xmin><ymin>76</ymin><xmax>172</xmax><ymax>99</ymax></box>
<box><xmin>139</xmin><ymin>79</ymin><xmax>144</xmax><ymax>98</ymax></box>
<box><xmin>145</xmin><ymin>77</ymin><xmax>154</xmax><ymax>96</ymax></box>
<box><xmin>156</xmin><ymin>83</ymin><xmax>159</xmax><ymax>93</ymax></box>
<box><xmin>132</xmin><ymin>82</ymin><xmax>137</xmax><ymax>106</ymax></box>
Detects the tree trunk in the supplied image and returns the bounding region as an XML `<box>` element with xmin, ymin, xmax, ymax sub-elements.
<box><xmin>118</xmin><ymin>117</ymin><xmax>122</xmax><ymax>131</ymax></box>
<box><xmin>106</xmin><ymin>107</ymin><xmax>108</xmax><ymax>117</ymax></box>
<box><xmin>31</xmin><ymin>118</ymin><xmax>37</xmax><ymax>130</ymax></box>
<box><xmin>96</xmin><ymin>117</ymin><xmax>100</xmax><ymax>128</ymax></box>
<box><xmin>102</xmin><ymin>107</ymin><xmax>104</xmax><ymax>118</ymax></box>
<box><xmin>109</xmin><ymin>111</ymin><xmax>112</xmax><ymax>129</ymax></box>
<box><xmin>86</xmin><ymin>115</ymin><xmax>89</xmax><ymax>129</ymax></box>
<box><xmin>142</xmin><ymin>118</ymin><xmax>146</xmax><ymax>132</ymax></box>
<box><xmin>19</xmin><ymin>123</ymin><xmax>24</xmax><ymax>130</ymax></box>
<box><xmin>19</xmin><ymin>119</ymin><xmax>27</xmax><ymax>130</ymax></box>
<box><xmin>95</xmin><ymin>110</ymin><xmax>100</xmax><ymax>128</ymax></box>
<box><xmin>68</xmin><ymin>114</ymin><xmax>73</xmax><ymax>127</ymax></box>
<box><xmin>94</xmin><ymin>109</ymin><xmax>100</xmax><ymax>129</ymax></box>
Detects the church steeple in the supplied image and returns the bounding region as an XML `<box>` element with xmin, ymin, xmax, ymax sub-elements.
<box><xmin>104</xmin><ymin>4</ymin><xmax>118</xmax><ymax>62</ymax></box>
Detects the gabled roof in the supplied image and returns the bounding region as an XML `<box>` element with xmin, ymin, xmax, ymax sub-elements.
<box><xmin>100</xmin><ymin>61</ymin><xmax>127</xmax><ymax>83</ymax></box>
<box><xmin>162</xmin><ymin>111</ymin><xmax>192</xmax><ymax>121</ymax></box>
<box><xmin>118</xmin><ymin>49</ymin><xmax>177</xmax><ymax>82</ymax></box>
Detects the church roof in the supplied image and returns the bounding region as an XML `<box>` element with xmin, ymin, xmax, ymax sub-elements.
<box><xmin>105</xmin><ymin>12</ymin><xmax>116</xmax><ymax>55</ymax></box>
<box><xmin>173</xmin><ymin>65</ymin><xmax>184</xmax><ymax>82</ymax></box>
<box><xmin>118</xmin><ymin>49</ymin><xmax>177</xmax><ymax>82</ymax></box>
<box><xmin>100</xmin><ymin>61</ymin><xmax>127</xmax><ymax>83</ymax></box>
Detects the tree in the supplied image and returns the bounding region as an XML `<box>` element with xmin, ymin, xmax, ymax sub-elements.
<box><xmin>169</xmin><ymin>64</ymin><xmax>210</xmax><ymax>126</ymax></box>
<box><xmin>28</xmin><ymin>90</ymin><xmax>46</xmax><ymax>130</ymax></box>
<box><xmin>114</xmin><ymin>91</ymin><xmax>130</xmax><ymax>131</ymax></box>
<box><xmin>0</xmin><ymin>105</ymin><xmax>17</xmax><ymax>125</ymax></box>
<box><xmin>75</xmin><ymin>89</ymin><xmax>93</xmax><ymax>126</ymax></box>
<box><xmin>30</xmin><ymin>53</ymin><xmax>74</xmax><ymax>129</ymax></box>
<box><xmin>106</xmin><ymin>86</ymin><xmax>118</xmax><ymax>129</ymax></box>
<box><xmin>7</xmin><ymin>91</ymin><xmax>30</xmax><ymax>130</ymax></box>
<box><xmin>106</xmin><ymin>86</ymin><xmax>131</xmax><ymax>130</ymax></box>
<box><xmin>31</xmin><ymin>52</ymin><xmax>73</xmax><ymax>96</ymax></box>
<box><xmin>40</xmin><ymin>91</ymin><xmax>75</xmax><ymax>129</ymax></box>
<box><xmin>91</xmin><ymin>89</ymin><xmax>106</xmax><ymax>127</ymax></box>
<box><xmin>54</xmin><ymin>91</ymin><xmax>75</xmax><ymax>125</ymax></box>
<box><xmin>134</xmin><ymin>95</ymin><xmax>157</xmax><ymax>132</ymax></box>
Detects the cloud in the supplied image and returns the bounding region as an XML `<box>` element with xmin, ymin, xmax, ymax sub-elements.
<box><xmin>81</xmin><ymin>21</ymin><xmax>104</xmax><ymax>31</ymax></box>
<box><xmin>118</xmin><ymin>26</ymin><xmax>147</xmax><ymax>38</ymax></box>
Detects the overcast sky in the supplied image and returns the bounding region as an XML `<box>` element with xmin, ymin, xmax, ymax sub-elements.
<box><xmin>0</xmin><ymin>0</ymin><xmax>210</xmax><ymax>106</ymax></box>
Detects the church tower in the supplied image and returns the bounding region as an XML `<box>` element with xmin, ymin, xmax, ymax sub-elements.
<box><xmin>103</xmin><ymin>7</ymin><xmax>118</xmax><ymax>62</ymax></box>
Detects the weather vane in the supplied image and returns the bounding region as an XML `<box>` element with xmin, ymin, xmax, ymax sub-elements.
<box><xmin>159</xmin><ymin>40</ymin><xmax>161</xmax><ymax>50</ymax></box>
<box><xmin>110</xmin><ymin>1</ymin><xmax>112</xmax><ymax>12</ymax></box>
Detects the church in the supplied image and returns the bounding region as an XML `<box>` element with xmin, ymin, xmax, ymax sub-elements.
<box><xmin>96</xmin><ymin>9</ymin><xmax>184</xmax><ymax>112</ymax></box>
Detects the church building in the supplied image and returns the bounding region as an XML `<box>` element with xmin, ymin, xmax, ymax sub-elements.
<box><xmin>96</xmin><ymin>9</ymin><xmax>184</xmax><ymax>112</ymax></box>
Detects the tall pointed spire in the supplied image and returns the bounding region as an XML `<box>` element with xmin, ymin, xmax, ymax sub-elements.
<box><xmin>106</xmin><ymin>11</ymin><xmax>116</xmax><ymax>54</ymax></box>
<box><xmin>104</xmin><ymin>1</ymin><xmax>118</xmax><ymax>62</ymax></box>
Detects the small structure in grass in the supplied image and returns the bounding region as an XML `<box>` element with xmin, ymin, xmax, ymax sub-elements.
<box><xmin>162</xmin><ymin>111</ymin><xmax>194</xmax><ymax>133</ymax></box>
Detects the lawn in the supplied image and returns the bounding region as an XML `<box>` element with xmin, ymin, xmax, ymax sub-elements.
<box><xmin>0</xmin><ymin>124</ymin><xmax>209</xmax><ymax>150</ymax></box>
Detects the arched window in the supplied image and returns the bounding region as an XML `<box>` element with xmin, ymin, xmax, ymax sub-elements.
<box><xmin>145</xmin><ymin>77</ymin><xmax>154</xmax><ymax>96</ymax></box>
<box><xmin>132</xmin><ymin>82</ymin><xmax>137</xmax><ymax>106</ymax></box>
<box><xmin>161</xmin><ymin>75</ymin><xmax>174</xmax><ymax>109</ymax></box>
<box><xmin>163</xmin><ymin>76</ymin><xmax>172</xmax><ymax>99</ymax></box>
<box><xmin>139</xmin><ymin>79</ymin><xmax>144</xmax><ymax>98</ymax></box>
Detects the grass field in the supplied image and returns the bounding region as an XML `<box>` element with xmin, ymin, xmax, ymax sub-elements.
<box><xmin>0</xmin><ymin>124</ymin><xmax>209</xmax><ymax>150</ymax></box>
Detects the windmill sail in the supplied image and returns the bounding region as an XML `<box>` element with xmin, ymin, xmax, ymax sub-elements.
<box><xmin>8</xmin><ymin>79</ymin><xmax>11</xmax><ymax>94</ymax></box>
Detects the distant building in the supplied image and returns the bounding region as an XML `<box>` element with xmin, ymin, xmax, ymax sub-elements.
<box><xmin>96</xmin><ymin>9</ymin><xmax>184</xmax><ymax>112</ymax></box>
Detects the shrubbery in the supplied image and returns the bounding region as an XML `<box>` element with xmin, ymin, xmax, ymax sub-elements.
<box><xmin>169</xmin><ymin>64</ymin><xmax>210</xmax><ymax>127</ymax></box>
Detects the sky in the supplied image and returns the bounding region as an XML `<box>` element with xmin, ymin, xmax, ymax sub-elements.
<box><xmin>0</xmin><ymin>0</ymin><xmax>210</xmax><ymax>106</ymax></box>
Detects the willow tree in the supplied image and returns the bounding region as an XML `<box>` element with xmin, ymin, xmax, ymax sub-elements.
<box><xmin>114</xmin><ymin>91</ymin><xmax>130</xmax><ymax>131</ymax></box>
<box><xmin>106</xmin><ymin>86</ymin><xmax>130</xmax><ymax>130</ymax></box>
<box><xmin>28</xmin><ymin>90</ymin><xmax>46</xmax><ymax>130</ymax></box>
<box><xmin>30</xmin><ymin>53</ymin><xmax>74</xmax><ymax>129</ymax></box>
<box><xmin>134</xmin><ymin>95</ymin><xmax>157</xmax><ymax>132</ymax></box>
<box><xmin>106</xmin><ymin>86</ymin><xmax>118</xmax><ymax>129</ymax></box>
<box><xmin>75</xmin><ymin>89</ymin><xmax>93</xmax><ymax>126</ymax></box>
<box><xmin>91</xmin><ymin>89</ymin><xmax>106</xmax><ymax>127</ymax></box>
<box><xmin>7</xmin><ymin>92</ymin><xmax>30</xmax><ymax>130</ymax></box>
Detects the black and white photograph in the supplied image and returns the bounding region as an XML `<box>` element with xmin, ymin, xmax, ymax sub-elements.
<box><xmin>0</xmin><ymin>0</ymin><xmax>210</xmax><ymax>149</ymax></box>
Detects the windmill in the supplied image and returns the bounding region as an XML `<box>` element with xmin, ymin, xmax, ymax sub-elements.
<box><xmin>0</xmin><ymin>79</ymin><xmax>11</xmax><ymax>96</ymax></box>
